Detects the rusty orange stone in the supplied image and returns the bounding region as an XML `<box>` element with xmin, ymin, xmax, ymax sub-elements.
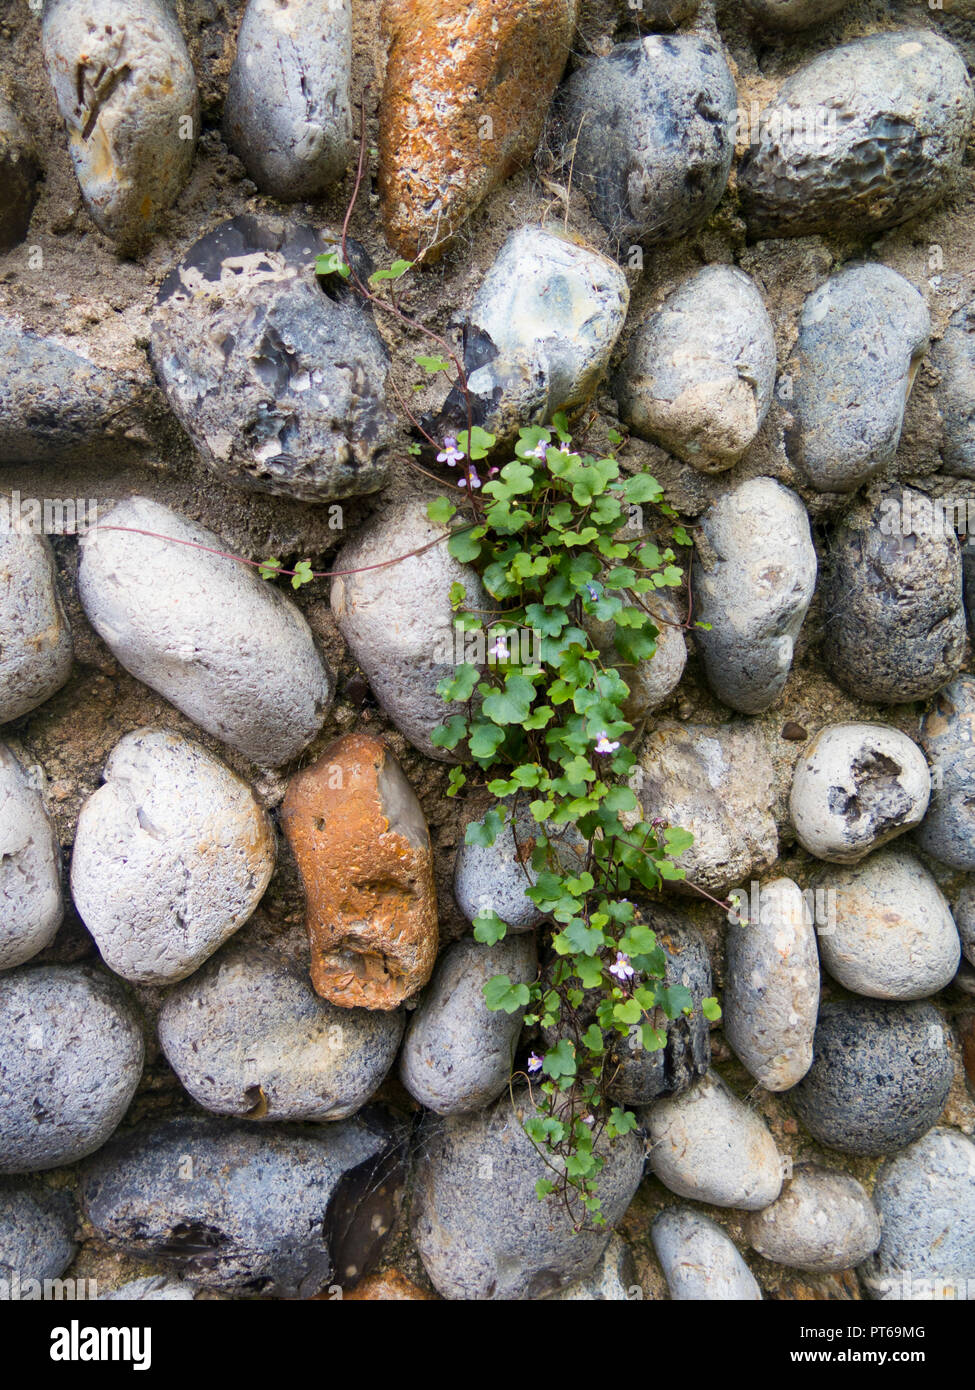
<box><xmin>378</xmin><ymin>0</ymin><xmax>578</xmax><ymax>261</ymax></box>
<box><xmin>343</xmin><ymin>1270</ymin><xmax>436</xmax><ymax>1300</ymax></box>
<box><xmin>281</xmin><ymin>732</ymin><xmax>438</xmax><ymax>1010</ymax></box>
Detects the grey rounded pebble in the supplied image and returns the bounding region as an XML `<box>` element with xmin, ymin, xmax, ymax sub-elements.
<box><xmin>724</xmin><ymin>877</ymin><xmax>820</xmax><ymax>1091</ymax></box>
<box><xmin>861</xmin><ymin>1127</ymin><xmax>975</xmax><ymax>1300</ymax></box>
<box><xmin>952</xmin><ymin>881</ymin><xmax>975</xmax><ymax>967</ymax></box>
<box><xmin>158</xmin><ymin>940</ymin><xmax>403</xmax><ymax>1120</ymax></box>
<box><xmin>583</xmin><ymin>590</ymin><xmax>687</xmax><ymax>722</ymax></box>
<box><xmin>0</xmin><ymin>529</ymin><xmax>73</xmax><ymax>724</ymax></box>
<box><xmin>560</xmin><ymin>34</ymin><xmax>737</xmax><ymax>245</ymax></box>
<box><xmin>80</xmin><ymin>1111</ymin><xmax>396</xmax><ymax>1296</ymax></box>
<box><xmin>747</xmin><ymin>1165</ymin><xmax>880</xmax><ymax>1273</ymax></box>
<box><xmin>411</xmin><ymin>1089</ymin><xmax>644</xmax><ymax>1299</ymax></box>
<box><xmin>99</xmin><ymin>1276</ymin><xmax>195</xmax><ymax>1301</ymax></box>
<box><xmin>692</xmin><ymin>477</ymin><xmax>815</xmax><ymax>713</ymax></box>
<box><xmin>742</xmin><ymin>0</ymin><xmax>852</xmax><ymax>27</ymax></box>
<box><xmin>41</xmin><ymin>0</ymin><xmax>199</xmax><ymax>253</ymax></box>
<box><xmin>617</xmin><ymin>266</ymin><xmax>776</xmax><ymax>473</ymax></box>
<box><xmin>652</xmin><ymin>1207</ymin><xmax>762</xmax><ymax>1300</ymax></box>
<box><xmin>739</xmin><ymin>31</ymin><xmax>974</xmax><ymax>240</ymax></box>
<box><xmin>0</xmin><ymin>1179</ymin><xmax>76</xmax><ymax>1292</ymax></box>
<box><xmin>150</xmin><ymin>216</ymin><xmax>395</xmax><ymax>502</ymax></box>
<box><xmin>454</xmin><ymin>800</ymin><xmax>586</xmax><ymax>933</ymax></box>
<box><xmin>331</xmin><ymin>499</ymin><xmax>488</xmax><ymax>761</ymax></box>
<box><xmin>916</xmin><ymin>676</ymin><xmax>975</xmax><ymax>870</ymax></box>
<box><xmin>645</xmin><ymin>1071</ymin><xmax>783</xmax><ymax>1210</ymax></box>
<box><xmin>544</xmin><ymin>1234</ymin><xmax>638</xmax><ymax>1301</ymax></box>
<box><xmin>790</xmin><ymin>1000</ymin><xmax>953</xmax><ymax>1156</ymax></box>
<box><xmin>932</xmin><ymin>299</ymin><xmax>975</xmax><ymax>477</ymax></box>
<box><xmin>78</xmin><ymin>496</ymin><xmax>332</xmax><ymax>766</ymax></box>
<box><xmin>224</xmin><ymin>0</ymin><xmax>352</xmax><ymax>199</ymax></box>
<box><xmin>0</xmin><ymin>744</ymin><xmax>63</xmax><ymax>971</ymax></box>
<box><xmin>0</xmin><ymin>94</ymin><xmax>41</xmax><ymax>250</ymax></box>
<box><xmin>71</xmin><ymin>729</ymin><xmax>275</xmax><ymax>985</ymax></box>
<box><xmin>790</xmin><ymin>723</ymin><xmax>931</xmax><ymax>865</ymax></box>
<box><xmin>400</xmin><ymin>935</ymin><xmax>537</xmax><ymax>1115</ymax></box>
<box><xmin>788</xmin><ymin>265</ymin><xmax>930</xmax><ymax>494</ymax></box>
<box><xmin>821</xmin><ymin>487</ymin><xmax>966</xmax><ymax>705</ymax></box>
<box><xmin>813</xmin><ymin>849</ymin><xmax>960</xmax><ymax>1001</ymax></box>
<box><xmin>0</xmin><ymin>964</ymin><xmax>143</xmax><ymax>1174</ymax></box>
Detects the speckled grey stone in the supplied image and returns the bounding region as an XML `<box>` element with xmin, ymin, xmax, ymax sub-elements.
<box><xmin>99</xmin><ymin>1276</ymin><xmax>195</xmax><ymax>1301</ymax></box>
<box><xmin>544</xmin><ymin>1234</ymin><xmax>638</xmax><ymax>1301</ymax></box>
<box><xmin>746</xmin><ymin>1165</ymin><xmax>881</xmax><ymax>1273</ymax></box>
<box><xmin>0</xmin><ymin>529</ymin><xmax>73</xmax><ymax>725</ymax></box>
<box><xmin>739</xmin><ymin>31</ymin><xmax>974</xmax><ymax>240</ymax></box>
<box><xmin>952</xmin><ymin>881</ymin><xmax>975</xmax><ymax>967</ymax></box>
<box><xmin>813</xmin><ymin>849</ymin><xmax>960</xmax><ymax>1001</ymax></box>
<box><xmin>0</xmin><ymin>94</ymin><xmax>40</xmax><ymax>250</ymax></box>
<box><xmin>159</xmin><ymin>940</ymin><xmax>403</xmax><ymax>1120</ymax></box>
<box><xmin>821</xmin><ymin>488</ymin><xmax>966</xmax><ymax>705</ymax></box>
<box><xmin>652</xmin><ymin>1208</ymin><xmax>762</xmax><ymax>1300</ymax></box>
<box><xmin>0</xmin><ymin>964</ymin><xmax>143</xmax><ymax>1174</ymax></box>
<box><xmin>0</xmin><ymin>744</ymin><xmax>63</xmax><ymax>972</ymax></box>
<box><xmin>583</xmin><ymin>591</ymin><xmax>687</xmax><ymax>723</ymax></box>
<box><xmin>331</xmin><ymin>500</ymin><xmax>488</xmax><ymax>761</ymax></box>
<box><xmin>644</xmin><ymin>1071</ymin><xmax>783</xmax><ymax>1210</ymax></box>
<box><xmin>724</xmin><ymin>877</ymin><xmax>819</xmax><ymax>1091</ymax></box>
<box><xmin>862</xmin><ymin>1128</ymin><xmax>975</xmax><ymax>1300</ymax></box>
<box><xmin>41</xmin><ymin>0</ymin><xmax>199</xmax><ymax>253</ymax></box>
<box><xmin>411</xmin><ymin>1089</ymin><xmax>643</xmax><ymax>1299</ymax></box>
<box><xmin>78</xmin><ymin>496</ymin><xmax>332</xmax><ymax>766</ymax></box>
<box><xmin>916</xmin><ymin>677</ymin><xmax>975</xmax><ymax>871</ymax></box>
<box><xmin>149</xmin><ymin>216</ymin><xmax>395</xmax><ymax>502</ymax></box>
<box><xmin>454</xmin><ymin>800</ymin><xmax>587</xmax><ymax>933</ymax></box>
<box><xmin>790</xmin><ymin>1000</ymin><xmax>953</xmax><ymax>1156</ymax></box>
<box><xmin>790</xmin><ymin>724</ymin><xmax>930</xmax><ymax>865</ymax></box>
<box><xmin>692</xmin><ymin>477</ymin><xmax>815</xmax><ymax>714</ymax></box>
<box><xmin>932</xmin><ymin>299</ymin><xmax>975</xmax><ymax>477</ymax></box>
<box><xmin>0</xmin><ymin>1179</ymin><xmax>76</xmax><ymax>1292</ymax></box>
<box><xmin>224</xmin><ymin>0</ymin><xmax>352</xmax><ymax>199</ymax></box>
<box><xmin>742</xmin><ymin>0</ymin><xmax>851</xmax><ymax>27</ymax></box>
<box><xmin>80</xmin><ymin>1111</ymin><xmax>398</xmax><ymax>1297</ymax></box>
<box><xmin>788</xmin><ymin>266</ymin><xmax>930</xmax><ymax>494</ymax></box>
<box><xmin>560</xmin><ymin>35</ymin><xmax>737</xmax><ymax>245</ymax></box>
<box><xmin>616</xmin><ymin>267</ymin><xmax>776</xmax><ymax>473</ymax></box>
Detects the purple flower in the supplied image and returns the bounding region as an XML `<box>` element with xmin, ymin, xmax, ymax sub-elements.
<box><xmin>527</xmin><ymin>1052</ymin><xmax>543</xmax><ymax>1074</ymax></box>
<box><xmin>581</xmin><ymin>1114</ymin><xmax>595</xmax><ymax>1127</ymax></box>
<box><xmin>488</xmin><ymin>633</ymin><xmax>510</xmax><ymax>661</ymax></box>
<box><xmin>594</xmin><ymin>731</ymin><xmax>620</xmax><ymax>755</ymax></box>
<box><xmin>458</xmin><ymin>467</ymin><xmax>482</xmax><ymax>490</ymax></box>
<box><xmin>531</xmin><ymin>440</ymin><xmax>550</xmax><ymax>461</ymax></box>
<box><xmin>586</xmin><ymin>584</ymin><xmax>600</xmax><ymax>602</ymax></box>
<box><xmin>437</xmin><ymin>436</ymin><xmax>465</xmax><ymax>467</ymax></box>
<box><xmin>609</xmin><ymin>951</ymin><xmax>635</xmax><ymax>982</ymax></box>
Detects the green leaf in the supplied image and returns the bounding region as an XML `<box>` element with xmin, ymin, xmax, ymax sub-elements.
<box><xmin>483</xmin><ymin>974</ymin><xmax>530</xmax><ymax>1013</ymax></box>
<box><xmin>258</xmin><ymin>557</ymin><xmax>282</xmax><ymax>581</ymax></box>
<box><xmin>368</xmin><ymin>258</ymin><xmax>413</xmax><ymax>287</ymax></box>
<box><xmin>465</xmin><ymin>809</ymin><xmax>506</xmax><ymax>848</ymax></box>
<box><xmin>702</xmin><ymin>997</ymin><xmax>722</xmax><ymax>1022</ymax></box>
<box><xmin>446</xmin><ymin>767</ymin><xmax>467</xmax><ymax>797</ymax></box>
<box><xmin>542</xmin><ymin>1039</ymin><xmax>577</xmax><ymax>1080</ymax></box>
<box><xmin>437</xmin><ymin>662</ymin><xmax>479</xmax><ymax>703</ymax></box>
<box><xmin>535</xmin><ymin>1178</ymin><xmax>555</xmax><ymax>1198</ymax></box>
<box><xmin>473</xmin><ymin>910</ymin><xmax>508</xmax><ymax>946</ymax></box>
<box><xmin>415</xmin><ymin>352</ymin><xmax>452</xmax><ymax>373</ymax></box>
<box><xmin>315</xmin><ymin>251</ymin><xmax>350</xmax><ymax>279</ymax></box>
<box><xmin>430</xmin><ymin>715</ymin><xmax>468</xmax><ymax>750</ymax></box>
<box><xmin>447</xmin><ymin>529</ymin><xmax>482</xmax><ymax>563</ymax></box>
<box><xmin>456</xmin><ymin>426</ymin><xmax>496</xmax><ymax>461</ymax></box>
<box><xmin>291</xmin><ymin>559</ymin><xmax>314</xmax><ymax>589</ymax></box>
<box><xmin>622</xmin><ymin>473</ymin><xmax>663</xmax><ymax>504</ymax></box>
<box><xmin>427</xmin><ymin>496</ymin><xmax>457</xmax><ymax>526</ymax></box>
<box><xmin>481</xmin><ymin>674</ymin><xmax>535</xmax><ymax>726</ymax></box>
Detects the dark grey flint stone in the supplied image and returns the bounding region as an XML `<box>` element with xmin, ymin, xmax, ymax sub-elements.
<box><xmin>150</xmin><ymin>216</ymin><xmax>395</xmax><ymax>502</ymax></box>
<box><xmin>0</xmin><ymin>1179</ymin><xmax>76</xmax><ymax>1291</ymax></box>
<box><xmin>915</xmin><ymin>676</ymin><xmax>975</xmax><ymax>871</ymax></box>
<box><xmin>933</xmin><ymin>300</ymin><xmax>975</xmax><ymax>477</ymax></box>
<box><xmin>0</xmin><ymin>318</ymin><xmax>141</xmax><ymax>464</ymax></box>
<box><xmin>412</xmin><ymin>1089</ymin><xmax>643</xmax><ymax>1299</ymax></box>
<box><xmin>0</xmin><ymin>94</ymin><xmax>41</xmax><ymax>250</ymax></box>
<box><xmin>821</xmin><ymin>488</ymin><xmax>966</xmax><ymax>705</ymax></box>
<box><xmin>742</xmin><ymin>0</ymin><xmax>852</xmax><ymax>28</ymax></box>
<box><xmin>788</xmin><ymin>266</ymin><xmax>930</xmax><ymax>494</ymax></box>
<box><xmin>790</xmin><ymin>1000</ymin><xmax>953</xmax><ymax>1156</ymax></box>
<box><xmin>0</xmin><ymin>964</ymin><xmax>144</xmax><ymax>1174</ymax></box>
<box><xmin>739</xmin><ymin>30</ymin><xmax>974</xmax><ymax>239</ymax></box>
<box><xmin>224</xmin><ymin>0</ymin><xmax>353</xmax><ymax>200</ymax></box>
<box><xmin>80</xmin><ymin>1111</ymin><xmax>402</xmax><ymax>1297</ymax></box>
<box><xmin>560</xmin><ymin>34</ymin><xmax>737</xmax><ymax>245</ymax></box>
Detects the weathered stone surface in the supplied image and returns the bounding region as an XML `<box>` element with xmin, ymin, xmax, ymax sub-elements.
<box><xmin>99</xmin><ymin>1276</ymin><xmax>195</xmax><ymax>1300</ymax></box>
<box><xmin>724</xmin><ymin>877</ymin><xmax>819</xmax><ymax>1091</ymax></box>
<box><xmin>400</xmin><ymin>935</ymin><xmax>536</xmax><ymax>1115</ymax></box>
<box><xmin>747</xmin><ymin>1165</ymin><xmax>880</xmax><ymax>1273</ymax></box>
<box><xmin>821</xmin><ymin>488</ymin><xmax>966</xmax><ymax>705</ymax></box>
<box><xmin>583</xmin><ymin>591</ymin><xmax>687</xmax><ymax>723</ymax></box>
<box><xmin>454</xmin><ymin>800</ymin><xmax>586</xmax><ymax>933</ymax></box>
<box><xmin>0</xmin><ymin>528</ymin><xmax>73</xmax><ymax>725</ymax></box>
<box><xmin>788</xmin><ymin>266</ymin><xmax>930</xmax><ymax>494</ymax></box>
<box><xmin>224</xmin><ymin>0</ymin><xmax>352</xmax><ymax>200</ymax></box>
<box><xmin>953</xmin><ymin>881</ymin><xmax>975</xmax><ymax>967</ymax></box>
<box><xmin>790</xmin><ymin>1000</ymin><xmax>953</xmax><ymax>1156</ymax></box>
<box><xmin>150</xmin><ymin>216</ymin><xmax>394</xmax><ymax>501</ymax></box>
<box><xmin>434</xmin><ymin>226</ymin><xmax>628</xmax><ymax>444</ymax></box>
<box><xmin>692</xmin><ymin>478</ymin><xmax>816</xmax><ymax>714</ymax></box>
<box><xmin>545</xmin><ymin>1234</ymin><xmax>637</xmax><ymax>1301</ymax></box>
<box><xmin>78</xmin><ymin>496</ymin><xmax>332</xmax><ymax>766</ymax></box>
<box><xmin>932</xmin><ymin>299</ymin><xmax>975</xmax><ymax>477</ymax></box>
<box><xmin>561</xmin><ymin>34</ymin><xmax>737</xmax><ymax>245</ymax></box>
<box><xmin>916</xmin><ymin>677</ymin><xmax>975</xmax><ymax>871</ymax></box>
<box><xmin>635</xmin><ymin>721</ymin><xmax>777</xmax><ymax>895</ymax></box>
<box><xmin>331</xmin><ymin>500</ymin><xmax>488</xmax><ymax>761</ymax></box>
<box><xmin>341</xmin><ymin>1270</ymin><xmax>435</xmax><ymax>1300</ymax></box>
<box><xmin>0</xmin><ymin>744</ymin><xmax>63</xmax><ymax>972</ymax></box>
<box><xmin>0</xmin><ymin>1180</ymin><xmax>76</xmax><ymax>1290</ymax></box>
<box><xmin>617</xmin><ymin>267</ymin><xmax>776</xmax><ymax>472</ymax></box>
<box><xmin>281</xmin><ymin>733</ymin><xmax>438</xmax><ymax>1010</ymax></box>
<box><xmin>644</xmin><ymin>1071</ymin><xmax>783</xmax><ymax>1210</ymax></box>
<box><xmin>80</xmin><ymin>1112</ymin><xmax>398</xmax><ymax>1296</ymax></box>
<box><xmin>739</xmin><ymin>31</ymin><xmax>974</xmax><ymax>240</ymax></box>
<box><xmin>0</xmin><ymin>964</ymin><xmax>143</xmax><ymax>1174</ymax></box>
<box><xmin>71</xmin><ymin>729</ymin><xmax>274</xmax><ymax>985</ymax></box>
<box><xmin>652</xmin><ymin>1208</ymin><xmax>762</xmax><ymax>1300</ymax></box>
<box><xmin>378</xmin><ymin>0</ymin><xmax>577</xmax><ymax>261</ymax></box>
<box><xmin>790</xmin><ymin>724</ymin><xmax>930</xmax><ymax>864</ymax></box>
<box><xmin>412</xmin><ymin>1088</ymin><xmax>643</xmax><ymax>1299</ymax></box>
<box><xmin>0</xmin><ymin>94</ymin><xmax>41</xmax><ymax>250</ymax></box>
<box><xmin>742</xmin><ymin>0</ymin><xmax>851</xmax><ymax>27</ymax></box>
<box><xmin>159</xmin><ymin>940</ymin><xmax>403</xmax><ymax>1120</ymax></box>
<box><xmin>813</xmin><ymin>849</ymin><xmax>960</xmax><ymax>1001</ymax></box>
<box><xmin>861</xmin><ymin>1128</ymin><xmax>975</xmax><ymax>1300</ymax></box>
<box><xmin>41</xmin><ymin>0</ymin><xmax>199</xmax><ymax>253</ymax></box>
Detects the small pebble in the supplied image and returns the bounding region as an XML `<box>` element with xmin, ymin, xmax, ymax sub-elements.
<box><xmin>0</xmin><ymin>744</ymin><xmax>63</xmax><ymax>972</ymax></box>
<box><xmin>652</xmin><ymin>1207</ymin><xmax>762</xmax><ymax>1300</ymax></box>
<box><xmin>0</xmin><ymin>529</ymin><xmax>73</xmax><ymax>725</ymax></box>
<box><xmin>746</xmin><ymin>1165</ymin><xmax>881</xmax><ymax>1273</ymax></box>
<box><xmin>916</xmin><ymin>676</ymin><xmax>975</xmax><ymax>870</ymax></box>
<box><xmin>545</xmin><ymin>1235</ymin><xmax>638</xmax><ymax>1301</ymax></box>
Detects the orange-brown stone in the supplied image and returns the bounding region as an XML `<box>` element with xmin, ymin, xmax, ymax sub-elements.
<box><xmin>281</xmin><ymin>733</ymin><xmax>438</xmax><ymax>1010</ymax></box>
<box><xmin>378</xmin><ymin>0</ymin><xmax>578</xmax><ymax>262</ymax></box>
<box><xmin>343</xmin><ymin>1270</ymin><xmax>436</xmax><ymax>1300</ymax></box>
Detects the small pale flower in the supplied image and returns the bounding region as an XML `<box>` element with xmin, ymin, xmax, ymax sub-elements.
<box><xmin>581</xmin><ymin>1114</ymin><xmax>595</xmax><ymax>1127</ymax></box>
<box><xmin>458</xmin><ymin>467</ymin><xmax>482</xmax><ymax>489</ymax></box>
<box><xmin>531</xmin><ymin>440</ymin><xmax>550</xmax><ymax>461</ymax></box>
<box><xmin>585</xmin><ymin>584</ymin><xmax>600</xmax><ymax>602</ymax></box>
<box><xmin>437</xmin><ymin>436</ymin><xmax>465</xmax><ymax>467</ymax></box>
<box><xmin>609</xmin><ymin>951</ymin><xmax>635</xmax><ymax>982</ymax></box>
<box><xmin>527</xmin><ymin>1052</ymin><xmax>543</xmax><ymax>1074</ymax></box>
<box><xmin>488</xmin><ymin>633</ymin><xmax>510</xmax><ymax>661</ymax></box>
<box><xmin>594</xmin><ymin>731</ymin><xmax>620</xmax><ymax>755</ymax></box>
